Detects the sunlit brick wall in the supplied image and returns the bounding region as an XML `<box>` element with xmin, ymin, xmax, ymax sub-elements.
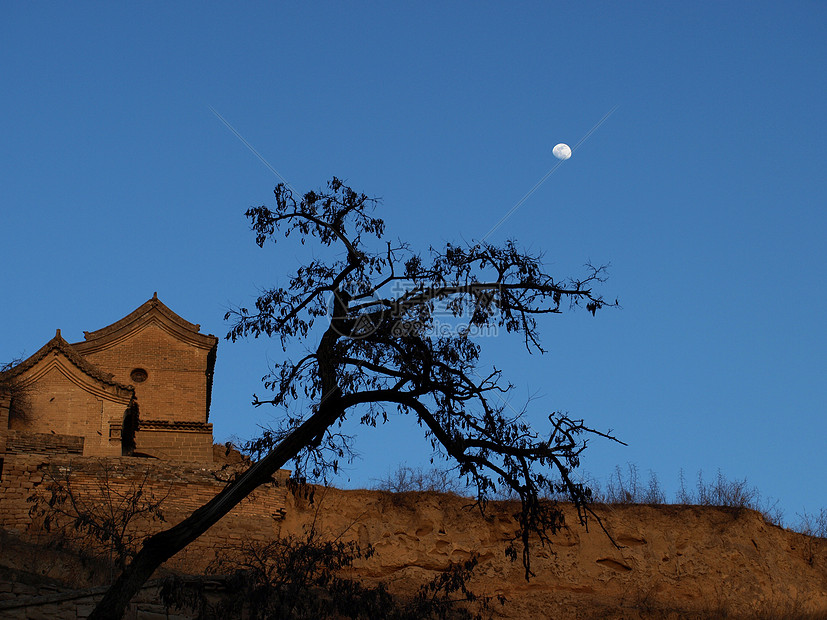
<box><xmin>134</xmin><ymin>426</ymin><xmax>213</xmax><ymax>462</ymax></box>
<box><xmin>79</xmin><ymin>324</ymin><xmax>211</xmax><ymax>425</ymax></box>
<box><xmin>0</xmin><ymin>454</ymin><xmax>288</xmax><ymax>573</ymax></box>
<box><xmin>8</xmin><ymin>363</ymin><xmax>129</xmax><ymax>458</ymax></box>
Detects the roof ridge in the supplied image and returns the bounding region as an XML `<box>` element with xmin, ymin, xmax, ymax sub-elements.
<box><xmin>79</xmin><ymin>295</ymin><xmax>212</xmax><ymax>343</ymax></box>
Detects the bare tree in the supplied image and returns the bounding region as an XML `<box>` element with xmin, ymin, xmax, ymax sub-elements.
<box><xmin>0</xmin><ymin>357</ymin><xmax>33</xmax><ymax>425</ymax></box>
<box><xmin>28</xmin><ymin>463</ymin><xmax>168</xmax><ymax>576</ymax></box>
<box><xmin>373</xmin><ymin>464</ymin><xmax>466</xmax><ymax>495</ymax></box>
<box><xmin>90</xmin><ymin>177</ymin><xmax>621</xmax><ymax>618</ymax></box>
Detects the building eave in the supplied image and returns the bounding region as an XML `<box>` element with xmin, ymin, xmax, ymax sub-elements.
<box><xmin>0</xmin><ymin>330</ymin><xmax>135</xmax><ymax>400</ymax></box>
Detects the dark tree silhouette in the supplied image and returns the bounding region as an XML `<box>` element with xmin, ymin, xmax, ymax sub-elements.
<box><xmin>0</xmin><ymin>357</ymin><xmax>33</xmax><ymax>425</ymax></box>
<box><xmin>90</xmin><ymin>177</ymin><xmax>621</xmax><ymax>619</ymax></box>
<box><xmin>162</xmin><ymin>498</ymin><xmax>497</xmax><ymax>619</ymax></box>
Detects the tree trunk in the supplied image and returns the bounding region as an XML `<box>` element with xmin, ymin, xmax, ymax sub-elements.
<box><xmin>89</xmin><ymin>391</ymin><xmax>344</xmax><ymax>619</ymax></box>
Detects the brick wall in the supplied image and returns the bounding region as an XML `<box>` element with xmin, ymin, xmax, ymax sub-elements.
<box><xmin>7</xmin><ymin>358</ymin><xmax>131</xmax><ymax>458</ymax></box>
<box><xmin>4</xmin><ymin>431</ymin><xmax>84</xmax><ymax>455</ymax></box>
<box><xmin>79</xmin><ymin>324</ymin><xmax>212</xmax><ymax>425</ymax></box>
<box><xmin>0</xmin><ymin>393</ymin><xmax>9</xmax><ymax>454</ymax></box>
<box><xmin>134</xmin><ymin>424</ymin><xmax>213</xmax><ymax>463</ymax></box>
<box><xmin>0</xmin><ymin>454</ymin><xmax>289</xmax><ymax>574</ymax></box>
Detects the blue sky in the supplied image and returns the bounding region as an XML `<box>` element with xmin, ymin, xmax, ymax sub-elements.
<box><xmin>3</xmin><ymin>3</ymin><xmax>825</xmax><ymax>520</ymax></box>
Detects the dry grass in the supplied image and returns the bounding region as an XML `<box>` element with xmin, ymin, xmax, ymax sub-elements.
<box><xmin>374</xmin><ymin>462</ymin><xmax>826</xmax><ymax>537</ymax></box>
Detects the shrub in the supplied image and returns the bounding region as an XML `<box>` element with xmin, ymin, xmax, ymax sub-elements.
<box><xmin>373</xmin><ymin>465</ymin><xmax>465</xmax><ymax>495</ymax></box>
<box><xmin>795</xmin><ymin>508</ymin><xmax>827</xmax><ymax>539</ymax></box>
<box><xmin>602</xmin><ymin>464</ymin><xmax>665</xmax><ymax>504</ymax></box>
<box><xmin>162</xmin><ymin>515</ymin><xmax>501</xmax><ymax>619</ymax></box>
<box><xmin>27</xmin><ymin>463</ymin><xmax>169</xmax><ymax>577</ymax></box>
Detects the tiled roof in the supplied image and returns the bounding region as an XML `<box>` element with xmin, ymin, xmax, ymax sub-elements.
<box><xmin>77</xmin><ymin>293</ymin><xmax>216</xmax><ymax>345</ymax></box>
<box><xmin>138</xmin><ymin>419</ymin><xmax>213</xmax><ymax>432</ymax></box>
<box><xmin>0</xmin><ymin>330</ymin><xmax>134</xmax><ymax>394</ymax></box>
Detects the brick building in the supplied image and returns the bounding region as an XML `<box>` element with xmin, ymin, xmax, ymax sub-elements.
<box><xmin>0</xmin><ymin>294</ymin><xmax>218</xmax><ymax>463</ymax></box>
<box><xmin>0</xmin><ymin>296</ymin><xmax>292</xmax><ymax>589</ymax></box>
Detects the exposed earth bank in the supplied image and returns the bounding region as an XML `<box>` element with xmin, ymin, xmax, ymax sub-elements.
<box><xmin>277</xmin><ymin>486</ymin><xmax>827</xmax><ymax>619</ymax></box>
<box><xmin>1</xmin><ymin>484</ymin><xmax>826</xmax><ymax>619</ymax></box>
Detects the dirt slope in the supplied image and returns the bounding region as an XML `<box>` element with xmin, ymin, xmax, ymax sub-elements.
<box><xmin>278</xmin><ymin>487</ymin><xmax>827</xmax><ymax>619</ymax></box>
<box><xmin>2</xmin><ymin>484</ymin><xmax>825</xmax><ymax>618</ymax></box>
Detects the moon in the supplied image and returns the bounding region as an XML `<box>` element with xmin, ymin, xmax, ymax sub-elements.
<box><xmin>552</xmin><ymin>143</ymin><xmax>572</xmax><ymax>160</ymax></box>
